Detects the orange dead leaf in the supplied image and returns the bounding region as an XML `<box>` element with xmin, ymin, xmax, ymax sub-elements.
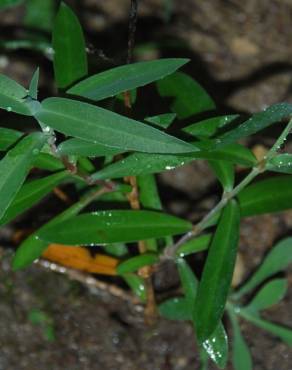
<box><xmin>42</xmin><ymin>244</ymin><xmax>119</xmax><ymax>275</ymax></box>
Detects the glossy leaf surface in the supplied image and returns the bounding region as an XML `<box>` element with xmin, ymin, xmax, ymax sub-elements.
<box><xmin>0</xmin><ymin>133</ymin><xmax>46</xmax><ymax>219</ymax></box>
<box><xmin>52</xmin><ymin>2</ymin><xmax>87</xmax><ymax>88</ymax></box>
<box><xmin>68</xmin><ymin>59</ymin><xmax>188</xmax><ymax>101</ymax></box>
<box><xmin>57</xmin><ymin>138</ymin><xmax>124</xmax><ymax>157</ymax></box>
<box><xmin>215</xmin><ymin>103</ymin><xmax>292</xmax><ymax>148</ymax></box>
<box><xmin>0</xmin><ymin>74</ymin><xmax>31</xmax><ymax>115</ymax></box>
<box><xmin>208</xmin><ymin>160</ymin><xmax>234</xmax><ymax>192</ymax></box>
<box><xmin>176</xmin><ymin>233</ymin><xmax>212</xmax><ymax>257</ymax></box>
<box><xmin>0</xmin><ymin>171</ymin><xmax>68</xmax><ymax>226</ymax></box>
<box><xmin>245</xmin><ymin>278</ymin><xmax>288</xmax><ymax>312</ymax></box>
<box><xmin>12</xmin><ymin>189</ymin><xmax>99</xmax><ymax>270</ymax></box>
<box><xmin>157</xmin><ymin>72</ymin><xmax>215</xmax><ymax>118</ymax></box>
<box><xmin>92</xmin><ymin>145</ymin><xmax>255</xmax><ymax>180</ymax></box>
<box><xmin>201</xmin><ymin>322</ymin><xmax>228</xmax><ymax>369</ymax></box>
<box><xmin>159</xmin><ymin>297</ymin><xmax>191</xmax><ymax>321</ymax></box>
<box><xmin>145</xmin><ymin>113</ymin><xmax>176</xmax><ymax>129</ymax></box>
<box><xmin>117</xmin><ymin>253</ymin><xmax>158</xmax><ymax>274</ymax></box>
<box><xmin>28</xmin><ymin>68</ymin><xmax>39</xmax><ymax>100</ymax></box>
<box><xmin>184</xmin><ymin>114</ymin><xmax>239</xmax><ymax>138</ymax></box>
<box><xmin>234</xmin><ymin>237</ymin><xmax>292</xmax><ymax>298</ymax></box>
<box><xmin>123</xmin><ymin>273</ymin><xmax>147</xmax><ymax>302</ymax></box>
<box><xmin>33</xmin><ymin>153</ymin><xmax>65</xmax><ymax>171</ymax></box>
<box><xmin>35</xmin><ymin>97</ymin><xmax>197</xmax><ymax>154</ymax></box>
<box><xmin>238</xmin><ymin>176</ymin><xmax>292</xmax><ymax>217</ymax></box>
<box><xmin>266</xmin><ymin>154</ymin><xmax>292</xmax><ymax>174</ymax></box>
<box><xmin>0</xmin><ymin>127</ymin><xmax>22</xmax><ymax>151</ymax></box>
<box><xmin>37</xmin><ymin>211</ymin><xmax>192</xmax><ymax>245</ymax></box>
<box><xmin>194</xmin><ymin>200</ymin><xmax>240</xmax><ymax>342</ymax></box>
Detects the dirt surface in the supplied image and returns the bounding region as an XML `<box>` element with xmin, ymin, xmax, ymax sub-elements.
<box><xmin>1</xmin><ymin>0</ymin><xmax>292</xmax><ymax>369</ymax></box>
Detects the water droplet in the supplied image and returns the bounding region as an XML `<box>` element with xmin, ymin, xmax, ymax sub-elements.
<box><xmin>43</xmin><ymin>126</ymin><xmax>51</xmax><ymax>133</ymax></box>
<box><xmin>6</xmin><ymin>106</ymin><xmax>12</xmax><ymax>112</ymax></box>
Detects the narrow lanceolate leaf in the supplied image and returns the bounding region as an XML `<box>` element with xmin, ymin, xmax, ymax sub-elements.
<box><xmin>194</xmin><ymin>200</ymin><xmax>240</xmax><ymax>342</ymax></box>
<box><xmin>145</xmin><ymin>113</ymin><xmax>176</xmax><ymax>129</ymax></box>
<box><xmin>240</xmin><ymin>308</ymin><xmax>292</xmax><ymax>346</ymax></box>
<box><xmin>234</xmin><ymin>237</ymin><xmax>292</xmax><ymax>299</ymax></box>
<box><xmin>266</xmin><ymin>154</ymin><xmax>292</xmax><ymax>174</ymax></box>
<box><xmin>35</xmin><ymin>97</ymin><xmax>197</xmax><ymax>154</ymax></box>
<box><xmin>229</xmin><ymin>310</ymin><xmax>252</xmax><ymax>370</ymax></box>
<box><xmin>177</xmin><ymin>258</ymin><xmax>198</xmax><ymax>313</ymax></box>
<box><xmin>238</xmin><ymin>176</ymin><xmax>292</xmax><ymax>217</ymax></box>
<box><xmin>12</xmin><ymin>189</ymin><xmax>100</xmax><ymax>270</ymax></box>
<box><xmin>183</xmin><ymin>115</ymin><xmax>239</xmax><ymax>139</ymax></box>
<box><xmin>32</xmin><ymin>153</ymin><xmax>65</xmax><ymax>171</ymax></box>
<box><xmin>176</xmin><ymin>233</ymin><xmax>212</xmax><ymax>257</ymax></box>
<box><xmin>157</xmin><ymin>72</ymin><xmax>215</xmax><ymax>118</ymax></box>
<box><xmin>123</xmin><ymin>273</ymin><xmax>147</xmax><ymax>302</ymax></box>
<box><xmin>0</xmin><ymin>127</ymin><xmax>23</xmax><ymax>151</ymax></box>
<box><xmin>0</xmin><ymin>171</ymin><xmax>68</xmax><ymax>226</ymax></box>
<box><xmin>159</xmin><ymin>297</ymin><xmax>191</xmax><ymax>321</ymax></box>
<box><xmin>201</xmin><ymin>322</ymin><xmax>228</xmax><ymax>369</ymax></box>
<box><xmin>0</xmin><ymin>133</ymin><xmax>46</xmax><ymax>219</ymax></box>
<box><xmin>176</xmin><ymin>259</ymin><xmax>228</xmax><ymax>368</ymax></box>
<box><xmin>37</xmin><ymin>211</ymin><xmax>192</xmax><ymax>245</ymax></box>
<box><xmin>117</xmin><ymin>253</ymin><xmax>158</xmax><ymax>275</ymax></box>
<box><xmin>92</xmin><ymin>145</ymin><xmax>255</xmax><ymax>181</ymax></box>
<box><xmin>0</xmin><ymin>74</ymin><xmax>31</xmax><ymax>115</ymax></box>
<box><xmin>214</xmin><ymin>103</ymin><xmax>292</xmax><ymax>148</ymax></box>
<box><xmin>28</xmin><ymin>67</ymin><xmax>39</xmax><ymax>100</ymax></box>
<box><xmin>57</xmin><ymin>138</ymin><xmax>124</xmax><ymax>157</ymax></box>
<box><xmin>208</xmin><ymin>160</ymin><xmax>234</xmax><ymax>192</ymax></box>
<box><xmin>52</xmin><ymin>2</ymin><xmax>87</xmax><ymax>88</ymax></box>
<box><xmin>245</xmin><ymin>279</ymin><xmax>288</xmax><ymax>312</ymax></box>
<box><xmin>68</xmin><ymin>59</ymin><xmax>189</xmax><ymax>101</ymax></box>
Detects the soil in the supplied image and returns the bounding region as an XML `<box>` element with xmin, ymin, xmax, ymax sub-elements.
<box><xmin>0</xmin><ymin>0</ymin><xmax>292</xmax><ymax>369</ymax></box>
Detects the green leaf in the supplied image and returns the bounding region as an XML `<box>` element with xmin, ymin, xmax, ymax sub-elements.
<box><xmin>238</xmin><ymin>176</ymin><xmax>292</xmax><ymax>217</ymax></box>
<box><xmin>52</xmin><ymin>2</ymin><xmax>87</xmax><ymax>89</ymax></box>
<box><xmin>214</xmin><ymin>103</ymin><xmax>292</xmax><ymax>148</ymax></box>
<box><xmin>229</xmin><ymin>309</ymin><xmax>252</xmax><ymax>370</ymax></box>
<box><xmin>240</xmin><ymin>308</ymin><xmax>292</xmax><ymax>346</ymax></box>
<box><xmin>0</xmin><ymin>133</ymin><xmax>46</xmax><ymax>219</ymax></box>
<box><xmin>176</xmin><ymin>233</ymin><xmax>212</xmax><ymax>257</ymax></box>
<box><xmin>117</xmin><ymin>253</ymin><xmax>158</xmax><ymax>274</ymax></box>
<box><xmin>145</xmin><ymin>113</ymin><xmax>176</xmax><ymax>129</ymax></box>
<box><xmin>24</xmin><ymin>0</ymin><xmax>54</xmax><ymax>32</ymax></box>
<box><xmin>157</xmin><ymin>72</ymin><xmax>215</xmax><ymax>119</ymax></box>
<box><xmin>194</xmin><ymin>199</ymin><xmax>240</xmax><ymax>342</ymax></box>
<box><xmin>176</xmin><ymin>258</ymin><xmax>198</xmax><ymax>313</ymax></box>
<box><xmin>0</xmin><ymin>0</ymin><xmax>23</xmax><ymax>9</ymax></box>
<box><xmin>183</xmin><ymin>115</ymin><xmax>239</xmax><ymax>139</ymax></box>
<box><xmin>245</xmin><ymin>279</ymin><xmax>288</xmax><ymax>312</ymax></box>
<box><xmin>28</xmin><ymin>68</ymin><xmax>39</xmax><ymax>100</ymax></box>
<box><xmin>208</xmin><ymin>160</ymin><xmax>234</xmax><ymax>192</ymax></box>
<box><xmin>102</xmin><ymin>243</ymin><xmax>128</xmax><ymax>257</ymax></box>
<box><xmin>35</xmin><ymin>97</ymin><xmax>197</xmax><ymax>154</ymax></box>
<box><xmin>122</xmin><ymin>273</ymin><xmax>147</xmax><ymax>302</ymax></box>
<box><xmin>0</xmin><ymin>171</ymin><xmax>68</xmax><ymax>226</ymax></box>
<box><xmin>159</xmin><ymin>297</ymin><xmax>191</xmax><ymax>321</ymax></box>
<box><xmin>234</xmin><ymin>237</ymin><xmax>292</xmax><ymax>298</ymax></box>
<box><xmin>32</xmin><ymin>153</ymin><xmax>65</xmax><ymax>171</ymax></box>
<box><xmin>91</xmin><ymin>144</ymin><xmax>256</xmax><ymax>181</ymax></box>
<box><xmin>0</xmin><ymin>74</ymin><xmax>31</xmax><ymax>115</ymax></box>
<box><xmin>57</xmin><ymin>138</ymin><xmax>124</xmax><ymax>157</ymax></box>
<box><xmin>12</xmin><ymin>188</ymin><xmax>101</xmax><ymax>270</ymax></box>
<box><xmin>266</xmin><ymin>154</ymin><xmax>292</xmax><ymax>174</ymax></box>
<box><xmin>37</xmin><ymin>210</ymin><xmax>192</xmax><ymax>245</ymax></box>
<box><xmin>0</xmin><ymin>127</ymin><xmax>23</xmax><ymax>151</ymax></box>
<box><xmin>201</xmin><ymin>322</ymin><xmax>228</xmax><ymax>369</ymax></box>
<box><xmin>67</xmin><ymin>59</ymin><xmax>189</xmax><ymax>101</ymax></box>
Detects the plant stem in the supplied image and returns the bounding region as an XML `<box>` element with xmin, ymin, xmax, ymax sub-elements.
<box><xmin>163</xmin><ymin>166</ymin><xmax>261</xmax><ymax>258</ymax></box>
